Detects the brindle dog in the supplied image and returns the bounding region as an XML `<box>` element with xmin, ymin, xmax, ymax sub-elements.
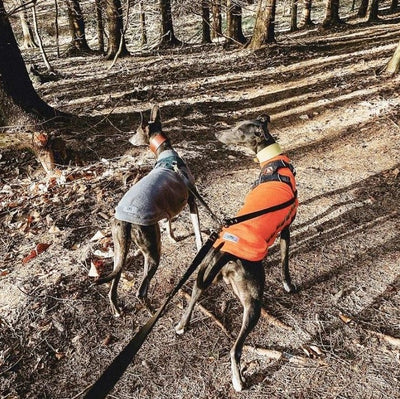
<box><xmin>175</xmin><ymin>115</ymin><xmax>298</xmax><ymax>391</ymax></box>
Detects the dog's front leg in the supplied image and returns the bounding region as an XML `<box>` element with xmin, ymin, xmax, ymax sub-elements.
<box><xmin>188</xmin><ymin>195</ymin><xmax>202</xmax><ymax>251</ymax></box>
<box><xmin>280</xmin><ymin>226</ymin><xmax>296</xmax><ymax>293</ymax></box>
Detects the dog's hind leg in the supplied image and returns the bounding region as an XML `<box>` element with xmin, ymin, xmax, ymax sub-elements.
<box><xmin>108</xmin><ymin>219</ymin><xmax>132</xmax><ymax>317</ymax></box>
<box><xmin>133</xmin><ymin>224</ymin><xmax>161</xmax><ymax>300</ymax></box>
<box><xmin>175</xmin><ymin>251</ymin><xmax>231</xmax><ymax>334</ymax></box>
<box><xmin>280</xmin><ymin>226</ymin><xmax>296</xmax><ymax>293</ymax></box>
<box><xmin>224</xmin><ymin>259</ymin><xmax>264</xmax><ymax>392</ymax></box>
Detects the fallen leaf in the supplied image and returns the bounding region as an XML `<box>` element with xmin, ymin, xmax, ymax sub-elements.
<box><xmin>339</xmin><ymin>313</ymin><xmax>352</xmax><ymax>324</ymax></box>
<box><xmin>90</xmin><ymin>230</ymin><xmax>106</xmax><ymax>241</ymax></box>
<box><xmin>22</xmin><ymin>243</ymin><xmax>51</xmax><ymax>263</ymax></box>
<box><xmin>88</xmin><ymin>258</ymin><xmax>105</xmax><ymax>277</ymax></box>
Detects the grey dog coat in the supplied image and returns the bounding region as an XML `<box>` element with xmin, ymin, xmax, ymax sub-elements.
<box><xmin>115</xmin><ymin>150</ymin><xmax>193</xmax><ymax>225</ymax></box>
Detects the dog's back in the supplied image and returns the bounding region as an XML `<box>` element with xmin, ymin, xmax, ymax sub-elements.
<box><xmin>115</xmin><ymin>150</ymin><xmax>192</xmax><ymax>225</ymax></box>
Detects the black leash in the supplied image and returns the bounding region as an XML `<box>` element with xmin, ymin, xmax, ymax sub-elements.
<box><xmin>83</xmin><ymin>231</ymin><xmax>219</xmax><ymax>399</ymax></box>
<box><xmin>83</xmin><ymin>168</ymin><xmax>297</xmax><ymax>399</ymax></box>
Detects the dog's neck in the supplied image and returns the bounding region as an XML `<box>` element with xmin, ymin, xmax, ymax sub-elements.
<box><xmin>149</xmin><ymin>133</ymin><xmax>172</xmax><ymax>157</ymax></box>
<box><xmin>256</xmin><ymin>142</ymin><xmax>283</xmax><ymax>164</ymax></box>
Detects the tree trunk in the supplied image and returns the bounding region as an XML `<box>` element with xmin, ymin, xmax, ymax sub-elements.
<box><xmin>202</xmin><ymin>0</ymin><xmax>211</xmax><ymax>44</ymax></box>
<box><xmin>105</xmin><ymin>0</ymin><xmax>129</xmax><ymax>59</ymax></box>
<box><xmin>383</xmin><ymin>40</ymin><xmax>400</xmax><ymax>75</ymax></box>
<box><xmin>211</xmin><ymin>0</ymin><xmax>222</xmax><ymax>39</ymax></box>
<box><xmin>18</xmin><ymin>2</ymin><xmax>37</xmax><ymax>49</ymax></box>
<box><xmin>54</xmin><ymin>0</ymin><xmax>60</xmax><ymax>57</ymax></box>
<box><xmin>159</xmin><ymin>0</ymin><xmax>180</xmax><ymax>46</ymax></box>
<box><xmin>0</xmin><ymin>0</ymin><xmax>60</xmax><ymax>171</ymax></box>
<box><xmin>301</xmin><ymin>0</ymin><xmax>313</xmax><ymax>26</ymax></box>
<box><xmin>95</xmin><ymin>0</ymin><xmax>105</xmax><ymax>53</ymax></box>
<box><xmin>290</xmin><ymin>0</ymin><xmax>298</xmax><ymax>31</ymax></box>
<box><xmin>139</xmin><ymin>0</ymin><xmax>147</xmax><ymax>46</ymax></box>
<box><xmin>226</xmin><ymin>0</ymin><xmax>246</xmax><ymax>44</ymax></box>
<box><xmin>389</xmin><ymin>0</ymin><xmax>398</xmax><ymax>12</ymax></box>
<box><xmin>32</xmin><ymin>2</ymin><xmax>54</xmax><ymax>72</ymax></box>
<box><xmin>248</xmin><ymin>0</ymin><xmax>277</xmax><ymax>50</ymax></box>
<box><xmin>65</xmin><ymin>0</ymin><xmax>92</xmax><ymax>54</ymax></box>
<box><xmin>322</xmin><ymin>0</ymin><xmax>342</xmax><ymax>28</ymax></box>
<box><xmin>366</xmin><ymin>0</ymin><xmax>379</xmax><ymax>21</ymax></box>
<box><xmin>357</xmin><ymin>0</ymin><xmax>368</xmax><ymax>17</ymax></box>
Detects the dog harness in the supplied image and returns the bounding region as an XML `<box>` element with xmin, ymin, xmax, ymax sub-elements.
<box><xmin>115</xmin><ymin>150</ymin><xmax>194</xmax><ymax>225</ymax></box>
<box><xmin>213</xmin><ymin>147</ymin><xmax>298</xmax><ymax>262</ymax></box>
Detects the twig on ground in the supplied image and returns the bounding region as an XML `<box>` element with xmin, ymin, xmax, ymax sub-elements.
<box><xmin>179</xmin><ymin>290</ymin><xmax>233</xmax><ymax>338</ymax></box>
<box><xmin>261</xmin><ymin>307</ymin><xmax>293</xmax><ymax>331</ymax></box>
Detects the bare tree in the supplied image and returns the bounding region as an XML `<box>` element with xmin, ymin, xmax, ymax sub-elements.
<box><xmin>358</xmin><ymin>0</ymin><xmax>368</xmax><ymax>17</ymax></box>
<box><xmin>226</xmin><ymin>0</ymin><xmax>246</xmax><ymax>44</ymax></box>
<box><xmin>301</xmin><ymin>0</ymin><xmax>314</xmax><ymax>27</ymax></box>
<box><xmin>0</xmin><ymin>0</ymin><xmax>61</xmax><ymax>171</ymax></box>
<box><xmin>202</xmin><ymin>0</ymin><xmax>211</xmax><ymax>43</ymax></box>
<box><xmin>211</xmin><ymin>0</ymin><xmax>222</xmax><ymax>39</ymax></box>
<box><xmin>95</xmin><ymin>0</ymin><xmax>105</xmax><ymax>53</ymax></box>
<box><xmin>65</xmin><ymin>0</ymin><xmax>92</xmax><ymax>54</ymax></box>
<box><xmin>249</xmin><ymin>0</ymin><xmax>277</xmax><ymax>50</ymax></box>
<box><xmin>290</xmin><ymin>0</ymin><xmax>298</xmax><ymax>31</ymax></box>
<box><xmin>105</xmin><ymin>0</ymin><xmax>129</xmax><ymax>59</ymax></box>
<box><xmin>322</xmin><ymin>0</ymin><xmax>342</xmax><ymax>28</ymax></box>
<box><xmin>139</xmin><ymin>0</ymin><xmax>147</xmax><ymax>46</ymax></box>
<box><xmin>18</xmin><ymin>1</ymin><xmax>37</xmax><ymax>49</ymax></box>
<box><xmin>159</xmin><ymin>0</ymin><xmax>180</xmax><ymax>46</ymax></box>
<box><xmin>366</xmin><ymin>0</ymin><xmax>379</xmax><ymax>21</ymax></box>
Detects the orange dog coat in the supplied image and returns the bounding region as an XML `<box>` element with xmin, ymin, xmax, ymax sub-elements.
<box><xmin>213</xmin><ymin>151</ymin><xmax>298</xmax><ymax>262</ymax></box>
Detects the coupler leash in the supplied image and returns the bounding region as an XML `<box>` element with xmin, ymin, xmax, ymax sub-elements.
<box><xmin>83</xmin><ymin>231</ymin><xmax>220</xmax><ymax>399</ymax></box>
<box><xmin>172</xmin><ymin>163</ymin><xmax>223</xmax><ymax>226</ymax></box>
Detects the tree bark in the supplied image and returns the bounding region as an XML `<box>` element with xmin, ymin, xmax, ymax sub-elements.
<box><xmin>65</xmin><ymin>0</ymin><xmax>92</xmax><ymax>54</ymax></box>
<box><xmin>105</xmin><ymin>0</ymin><xmax>129</xmax><ymax>59</ymax></box>
<box><xmin>290</xmin><ymin>0</ymin><xmax>298</xmax><ymax>31</ymax></box>
<box><xmin>201</xmin><ymin>0</ymin><xmax>211</xmax><ymax>43</ymax></box>
<box><xmin>159</xmin><ymin>0</ymin><xmax>180</xmax><ymax>46</ymax></box>
<box><xmin>18</xmin><ymin>2</ymin><xmax>37</xmax><ymax>49</ymax></box>
<box><xmin>95</xmin><ymin>0</ymin><xmax>105</xmax><ymax>53</ymax></box>
<box><xmin>322</xmin><ymin>0</ymin><xmax>342</xmax><ymax>28</ymax></box>
<box><xmin>249</xmin><ymin>0</ymin><xmax>277</xmax><ymax>50</ymax></box>
<box><xmin>390</xmin><ymin>0</ymin><xmax>398</xmax><ymax>12</ymax></box>
<box><xmin>366</xmin><ymin>0</ymin><xmax>379</xmax><ymax>21</ymax></box>
<box><xmin>139</xmin><ymin>0</ymin><xmax>147</xmax><ymax>46</ymax></box>
<box><xmin>211</xmin><ymin>0</ymin><xmax>222</xmax><ymax>39</ymax></box>
<box><xmin>301</xmin><ymin>0</ymin><xmax>313</xmax><ymax>27</ymax></box>
<box><xmin>357</xmin><ymin>0</ymin><xmax>368</xmax><ymax>17</ymax></box>
<box><xmin>226</xmin><ymin>0</ymin><xmax>246</xmax><ymax>44</ymax></box>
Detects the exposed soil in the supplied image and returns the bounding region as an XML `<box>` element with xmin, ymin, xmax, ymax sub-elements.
<box><xmin>1</xmin><ymin>7</ymin><xmax>400</xmax><ymax>399</ymax></box>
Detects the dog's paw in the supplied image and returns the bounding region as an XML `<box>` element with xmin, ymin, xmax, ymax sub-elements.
<box><xmin>174</xmin><ymin>323</ymin><xmax>186</xmax><ymax>335</ymax></box>
<box><xmin>283</xmin><ymin>281</ymin><xmax>297</xmax><ymax>293</ymax></box>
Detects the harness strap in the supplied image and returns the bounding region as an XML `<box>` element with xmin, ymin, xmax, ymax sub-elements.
<box><xmin>223</xmin><ymin>191</ymin><xmax>297</xmax><ymax>227</ymax></box>
<box><xmin>252</xmin><ymin>159</ymin><xmax>296</xmax><ymax>192</ymax></box>
<box><xmin>154</xmin><ymin>155</ymin><xmax>186</xmax><ymax>171</ymax></box>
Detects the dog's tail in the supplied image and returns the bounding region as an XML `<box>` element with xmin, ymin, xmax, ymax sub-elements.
<box><xmin>196</xmin><ymin>243</ymin><xmax>225</xmax><ymax>289</ymax></box>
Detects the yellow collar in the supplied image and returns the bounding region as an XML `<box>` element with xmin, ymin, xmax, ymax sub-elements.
<box><xmin>256</xmin><ymin>143</ymin><xmax>283</xmax><ymax>163</ymax></box>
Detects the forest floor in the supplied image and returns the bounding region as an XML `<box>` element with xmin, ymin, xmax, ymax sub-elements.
<box><xmin>1</xmin><ymin>9</ymin><xmax>400</xmax><ymax>399</ymax></box>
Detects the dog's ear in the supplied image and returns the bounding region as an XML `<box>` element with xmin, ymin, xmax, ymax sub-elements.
<box><xmin>149</xmin><ymin>105</ymin><xmax>161</xmax><ymax>124</ymax></box>
<box><xmin>257</xmin><ymin>114</ymin><xmax>270</xmax><ymax>124</ymax></box>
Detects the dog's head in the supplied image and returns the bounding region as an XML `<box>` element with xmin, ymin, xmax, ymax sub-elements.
<box><xmin>215</xmin><ymin>115</ymin><xmax>276</xmax><ymax>153</ymax></box>
<box><xmin>130</xmin><ymin>105</ymin><xmax>164</xmax><ymax>147</ymax></box>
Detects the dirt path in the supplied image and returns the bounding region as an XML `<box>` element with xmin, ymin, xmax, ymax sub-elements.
<box><xmin>1</xmin><ymin>14</ymin><xmax>400</xmax><ymax>399</ymax></box>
